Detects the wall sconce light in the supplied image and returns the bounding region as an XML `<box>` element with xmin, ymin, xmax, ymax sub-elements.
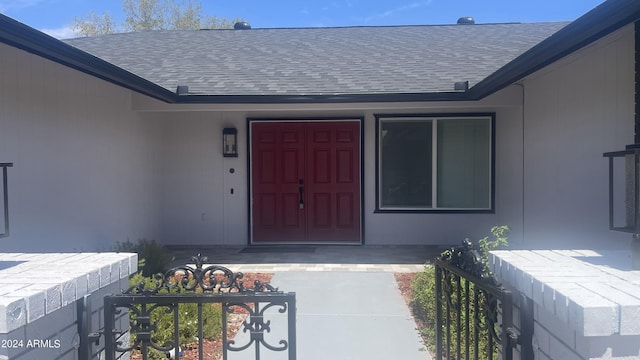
<box><xmin>223</xmin><ymin>127</ymin><xmax>238</xmax><ymax>157</ymax></box>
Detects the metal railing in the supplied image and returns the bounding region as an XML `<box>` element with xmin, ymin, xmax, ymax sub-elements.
<box><xmin>435</xmin><ymin>240</ymin><xmax>532</xmax><ymax>360</ymax></box>
<box><xmin>0</xmin><ymin>163</ymin><xmax>13</xmax><ymax>238</ymax></box>
<box><xmin>98</xmin><ymin>254</ymin><xmax>296</xmax><ymax>360</ymax></box>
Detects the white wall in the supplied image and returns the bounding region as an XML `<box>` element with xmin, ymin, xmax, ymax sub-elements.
<box><xmin>140</xmin><ymin>111</ymin><xmax>248</xmax><ymax>246</ymax></box>
<box><xmin>0</xmin><ymin>43</ymin><xmax>160</xmax><ymax>252</ymax></box>
<box><xmin>141</xmin><ymin>92</ymin><xmax>525</xmax><ymax>246</ymax></box>
<box><xmin>521</xmin><ymin>24</ymin><xmax>635</xmax><ymax>249</ymax></box>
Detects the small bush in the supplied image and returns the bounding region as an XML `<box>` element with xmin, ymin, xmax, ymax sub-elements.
<box><xmin>410</xmin><ymin>265</ymin><xmax>436</xmax><ymax>342</ymax></box>
<box><xmin>114</xmin><ymin>239</ymin><xmax>171</xmax><ymax>276</ymax></box>
<box><xmin>410</xmin><ymin>225</ymin><xmax>509</xmax><ymax>358</ymax></box>
<box><xmin>128</xmin><ymin>272</ymin><xmax>223</xmax><ymax>359</ymax></box>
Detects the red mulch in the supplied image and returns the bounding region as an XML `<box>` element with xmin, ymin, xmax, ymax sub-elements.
<box><xmin>394</xmin><ymin>273</ymin><xmax>432</xmax><ymax>356</ymax></box>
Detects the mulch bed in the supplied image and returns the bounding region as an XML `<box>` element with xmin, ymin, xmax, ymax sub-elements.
<box><xmin>394</xmin><ymin>273</ymin><xmax>432</xmax><ymax>356</ymax></box>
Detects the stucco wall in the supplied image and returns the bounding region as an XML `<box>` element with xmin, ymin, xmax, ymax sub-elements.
<box><xmin>520</xmin><ymin>24</ymin><xmax>635</xmax><ymax>249</ymax></box>
<box><xmin>142</xmin><ymin>94</ymin><xmax>525</xmax><ymax>246</ymax></box>
<box><xmin>0</xmin><ymin>43</ymin><xmax>159</xmax><ymax>252</ymax></box>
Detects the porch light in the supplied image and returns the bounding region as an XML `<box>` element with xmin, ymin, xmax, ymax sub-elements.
<box><xmin>223</xmin><ymin>127</ymin><xmax>238</xmax><ymax>157</ymax></box>
<box><xmin>604</xmin><ymin>144</ymin><xmax>640</xmax><ymax>233</ymax></box>
<box><xmin>603</xmin><ymin>143</ymin><xmax>640</xmax><ymax>269</ymax></box>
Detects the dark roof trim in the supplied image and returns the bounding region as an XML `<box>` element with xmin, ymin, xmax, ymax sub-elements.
<box><xmin>468</xmin><ymin>0</ymin><xmax>640</xmax><ymax>99</ymax></box>
<box><xmin>0</xmin><ymin>15</ymin><xmax>177</xmax><ymax>103</ymax></box>
<box><xmin>176</xmin><ymin>92</ymin><xmax>469</xmax><ymax>104</ymax></box>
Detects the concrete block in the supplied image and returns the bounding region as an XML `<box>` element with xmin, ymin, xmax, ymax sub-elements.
<box><xmin>119</xmin><ymin>258</ymin><xmax>129</xmax><ymax>279</ymax></box>
<box><xmin>25</xmin><ymin>301</ymin><xmax>75</xmax><ymax>340</ymax></box>
<box><xmin>129</xmin><ymin>253</ymin><xmax>138</xmax><ymax>275</ymax></box>
<box><xmin>552</xmin><ymin>284</ymin><xmax>577</xmax><ymax>324</ymax></box>
<box><xmin>99</xmin><ymin>264</ymin><xmax>112</xmax><ymax>289</ymax></box>
<box><xmin>534</xmin><ymin>303</ymin><xmax>575</xmax><ymax>349</ymax></box>
<box><xmin>87</xmin><ymin>270</ymin><xmax>100</xmax><ymax>293</ymax></box>
<box><xmin>0</xmin><ymin>296</ymin><xmax>27</xmax><ymax>333</ymax></box>
<box><xmin>75</xmin><ymin>274</ymin><xmax>88</xmax><ymax>299</ymax></box>
<box><xmin>515</xmin><ymin>268</ymin><xmax>534</xmax><ymax>298</ymax></box>
<box><xmin>579</xmin><ymin>282</ymin><xmax>640</xmax><ymax>335</ymax></box>
<box><xmin>9</xmin><ymin>286</ymin><xmax>46</xmax><ymax>323</ymax></box>
<box><xmin>61</xmin><ymin>279</ymin><xmax>77</xmax><ymax>307</ymax></box>
<box><xmin>575</xmin><ymin>334</ymin><xmax>640</xmax><ymax>360</ymax></box>
<box><xmin>532</xmin><ymin>277</ymin><xmax>546</xmax><ymax>307</ymax></box>
<box><xmin>535</xmin><ymin>349</ymin><xmax>552</xmax><ymax>360</ymax></box>
<box><xmin>45</xmin><ymin>284</ymin><xmax>62</xmax><ymax>314</ymax></box>
<box><xmin>563</xmin><ymin>287</ymin><xmax>619</xmax><ymax>336</ymax></box>
<box><xmin>533</xmin><ymin>322</ymin><xmax>551</xmax><ymax>354</ymax></box>
<box><xmin>548</xmin><ymin>334</ymin><xmax>583</xmax><ymax>360</ymax></box>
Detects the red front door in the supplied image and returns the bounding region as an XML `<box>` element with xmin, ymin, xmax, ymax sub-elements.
<box><xmin>251</xmin><ymin>121</ymin><xmax>361</xmax><ymax>243</ymax></box>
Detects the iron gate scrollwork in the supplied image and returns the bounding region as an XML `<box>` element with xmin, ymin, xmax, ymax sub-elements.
<box><xmin>103</xmin><ymin>254</ymin><xmax>296</xmax><ymax>360</ymax></box>
<box><xmin>435</xmin><ymin>240</ymin><xmax>532</xmax><ymax>360</ymax></box>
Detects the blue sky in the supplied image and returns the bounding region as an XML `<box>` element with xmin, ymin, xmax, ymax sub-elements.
<box><xmin>0</xmin><ymin>0</ymin><xmax>605</xmax><ymax>39</ymax></box>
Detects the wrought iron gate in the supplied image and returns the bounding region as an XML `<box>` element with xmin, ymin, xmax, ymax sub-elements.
<box><xmin>435</xmin><ymin>240</ymin><xmax>533</xmax><ymax>360</ymax></box>
<box><xmin>101</xmin><ymin>254</ymin><xmax>296</xmax><ymax>360</ymax></box>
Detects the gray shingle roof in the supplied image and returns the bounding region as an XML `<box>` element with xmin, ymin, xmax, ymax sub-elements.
<box><xmin>65</xmin><ymin>22</ymin><xmax>568</xmax><ymax>96</ymax></box>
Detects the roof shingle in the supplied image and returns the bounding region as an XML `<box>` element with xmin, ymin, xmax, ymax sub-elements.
<box><xmin>65</xmin><ymin>22</ymin><xmax>568</xmax><ymax>96</ymax></box>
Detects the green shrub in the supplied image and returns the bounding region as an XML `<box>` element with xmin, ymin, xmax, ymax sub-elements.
<box><xmin>114</xmin><ymin>239</ymin><xmax>171</xmax><ymax>276</ymax></box>
<box><xmin>411</xmin><ymin>265</ymin><xmax>436</xmax><ymax>342</ymax></box>
<box><xmin>128</xmin><ymin>272</ymin><xmax>223</xmax><ymax>359</ymax></box>
<box><xmin>411</xmin><ymin>225</ymin><xmax>509</xmax><ymax>358</ymax></box>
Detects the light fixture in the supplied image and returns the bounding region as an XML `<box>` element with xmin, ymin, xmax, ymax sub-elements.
<box><xmin>223</xmin><ymin>128</ymin><xmax>238</xmax><ymax>157</ymax></box>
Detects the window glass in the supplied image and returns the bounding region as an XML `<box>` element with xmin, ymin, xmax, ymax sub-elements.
<box><xmin>380</xmin><ymin>121</ymin><xmax>432</xmax><ymax>207</ymax></box>
<box><xmin>437</xmin><ymin>119</ymin><xmax>491</xmax><ymax>208</ymax></box>
<box><xmin>378</xmin><ymin>116</ymin><xmax>492</xmax><ymax>211</ymax></box>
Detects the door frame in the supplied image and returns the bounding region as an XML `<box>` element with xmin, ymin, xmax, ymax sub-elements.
<box><xmin>247</xmin><ymin>117</ymin><xmax>365</xmax><ymax>245</ymax></box>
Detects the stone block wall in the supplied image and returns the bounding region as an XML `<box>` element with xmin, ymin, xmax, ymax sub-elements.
<box><xmin>490</xmin><ymin>250</ymin><xmax>640</xmax><ymax>360</ymax></box>
<box><xmin>0</xmin><ymin>253</ymin><xmax>137</xmax><ymax>360</ymax></box>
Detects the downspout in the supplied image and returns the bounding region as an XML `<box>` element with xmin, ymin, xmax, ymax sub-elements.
<box><xmin>632</xmin><ymin>20</ymin><xmax>640</xmax><ymax>268</ymax></box>
<box><xmin>513</xmin><ymin>83</ymin><xmax>526</xmax><ymax>247</ymax></box>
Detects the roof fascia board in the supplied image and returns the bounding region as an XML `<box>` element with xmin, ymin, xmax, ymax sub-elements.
<box><xmin>0</xmin><ymin>15</ymin><xmax>177</xmax><ymax>103</ymax></box>
<box><xmin>175</xmin><ymin>92</ymin><xmax>471</xmax><ymax>104</ymax></box>
<box><xmin>468</xmin><ymin>0</ymin><xmax>640</xmax><ymax>99</ymax></box>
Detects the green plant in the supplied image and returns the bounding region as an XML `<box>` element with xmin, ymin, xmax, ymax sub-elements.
<box><xmin>410</xmin><ymin>225</ymin><xmax>509</xmax><ymax>359</ymax></box>
<box><xmin>128</xmin><ymin>272</ymin><xmax>223</xmax><ymax>359</ymax></box>
<box><xmin>478</xmin><ymin>225</ymin><xmax>509</xmax><ymax>266</ymax></box>
<box><xmin>410</xmin><ymin>265</ymin><xmax>436</xmax><ymax>342</ymax></box>
<box><xmin>114</xmin><ymin>239</ymin><xmax>171</xmax><ymax>276</ymax></box>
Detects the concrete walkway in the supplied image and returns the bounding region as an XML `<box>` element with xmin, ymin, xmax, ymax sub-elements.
<box><xmin>165</xmin><ymin>246</ymin><xmax>438</xmax><ymax>360</ymax></box>
<box><xmin>225</xmin><ymin>271</ymin><xmax>431</xmax><ymax>360</ymax></box>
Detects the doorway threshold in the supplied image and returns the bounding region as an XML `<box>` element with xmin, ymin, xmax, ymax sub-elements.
<box><xmin>239</xmin><ymin>246</ymin><xmax>316</xmax><ymax>254</ymax></box>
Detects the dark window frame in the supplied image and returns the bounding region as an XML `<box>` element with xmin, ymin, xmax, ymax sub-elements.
<box><xmin>374</xmin><ymin>113</ymin><xmax>495</xmax><ymax>214</ymax></box>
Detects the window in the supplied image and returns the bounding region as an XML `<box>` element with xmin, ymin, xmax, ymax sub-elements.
<box><xmin>376</xmin><ymin>114</ymin><xmax>493</xmax><ymax>212</ymax></box>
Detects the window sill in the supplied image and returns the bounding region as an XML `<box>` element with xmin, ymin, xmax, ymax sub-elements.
<box><xmin>373</xmin><ymin>208</ymin><xmax>495</xmax><ymax>214</ymax></box>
